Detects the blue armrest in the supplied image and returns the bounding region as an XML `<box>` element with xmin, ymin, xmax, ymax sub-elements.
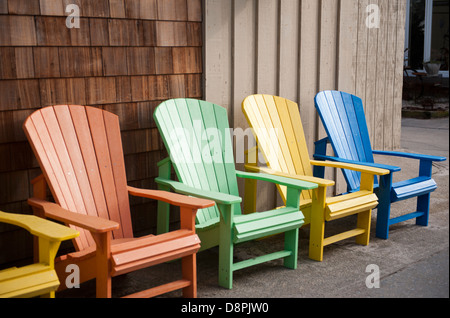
<box><xmin>372</xmin><ymin>150</ymin><xmax>446</xmax><ymax>162</ymax></box>
<box><xmin>313</xmin><ymin>154</ymin><xmax>401</xmax><ymax>173</ymax></box>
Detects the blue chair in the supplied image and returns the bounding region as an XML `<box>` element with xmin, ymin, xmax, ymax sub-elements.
<box><xmin>314</xmin><ymin>90</ymin><xmax>446</xmax><ymax>239</ymax></box>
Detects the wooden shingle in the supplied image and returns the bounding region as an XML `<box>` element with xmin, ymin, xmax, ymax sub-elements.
<box><xmin>59</xmin><ymin>47</ymin><xmax>103</xmax><ymax>77</ymax></box>
<box><xmin>172</xmin><ymin>47</ymin><xmax>202</xmax><ymax>74</ymax></box>
<box><xmin>39</xmin><ymin>78</ymin><xmax>87</xmax><ymax>106</ymax></box>
<box><xmin>0</xmin><ymin>47</ymin><xmax>35</xmax><ymax>79</ymax></box>
<box><xmin>33</xmin><ymin>47</ymin><xmax>61</xmax><ymax>78</ymax></box>
<box><xmin>7</xmin><ymin>16</ymin><xmax>37</xmax><ymax>46</ymax></box>
<box><xmin>0</xmin><ymin>48</ymin><xmax>16</xmax><ymax>79</ymax></box>
<box><xmin>155</xmin><ymin>21</ymin><xmax>187</xmax><ymax>46</ymax></box>
<box><xmin>187</xmin><ymin>0</ymin><xmax>202</xmax><ymax>22</ymax></box>
<box><xmin>157</xmin><ymin>0</ymin><xmax>187</xmax><ymax>21</ymax></box>
<box><xmin>142</xmin><ymin>20</ymin><xmax>157</xmax><ymax>46</ymax></box>
<box><xmin>0</xmin><ymin>80</ymin><xmax>40</xmax><ymax>111</ymax></box>
<box><xmin>124</xmin><ymin>0</ymin><xmax>157</xmax><ymax>20</ymax></box>
<box><xmin>102</xmin><ymin>47</ymin><xmax>128</xmax><ymax>76</ymax></box>
<box><xmin>15</xmin><ymin>48</ymin><xmax>35</xmax><ymax>79</ymax></box>
<box><xmin>86</xmin><ymin>77</ymin><xmax>117</xmax><ymax>104</ymax></box>
<box><xmin>127</xmin><ymin>47</ymin><xmax>156</xmax><ymax>75</ymax></box>
<box><xmin>154</xmin><ymin>47</ymin><xmax>173</xmax><ymax>74</ymax></box>
<box><xmin>108</xmin><ymin>19</ymin><xmax>144</xmax><ymax>46</ymax></box>
<box><xmin>36</xmin><ymin>16</ymin><xmax>71</xmax><ymax>46</ymax></box>
<box><xmin>109</xmin><ymin>0</ymin><xmax>126</xmax><ymax>18</ymax></box>
<box><xmin>90</xmin><ymin>19</ymin><xmax>110</xmax><ymax>46</ymax></box>
<box><xmin>39</xmin><ymin>0</ymin><xmax>65</xmax><ymax>16</ymax></box>
<box><xmin>0</xmin><ymin>0</ymin><xmax>7</xmax><ymax>14</ymax></box>
<box><xmin>8</xmin><ymin>0</ymin><xmax>40</xmax><ymax>15</ymax></box>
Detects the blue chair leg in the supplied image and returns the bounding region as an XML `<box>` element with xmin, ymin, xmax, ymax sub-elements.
<box><xmin>416</xmin><ymin>160</ymin><xmax>433</xmax><ymax>227</ymax></box>
<box><xmin>416</xmin><ymin>193</ymin><xmax>431</xmax><ymax>226</ymax></box>
<box><xmin>375</xmin><ymin>174</ymin><xmax>393</xmax><ymax>240</ymax></box>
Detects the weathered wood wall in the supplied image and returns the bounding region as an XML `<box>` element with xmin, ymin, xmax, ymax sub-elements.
<box><xmin>0</xmin><ymin>0</ymin><xmax>202</xmax><ymax>266</ymax></box>
<box><xmin>204</xmin><ymin>0</ymin><xmax>407</xmax><ymax>206</ymax></box>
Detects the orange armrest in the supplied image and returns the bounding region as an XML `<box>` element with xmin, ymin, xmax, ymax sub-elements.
<box><xmin>28</xmin><ymin>198</ymin><xmax>119</xmax><ymax>234</ymax></box>
<box><xmin>127</xmin><ymin>186</ymin><xmax>215</xmax><ymax>210</ymax></box>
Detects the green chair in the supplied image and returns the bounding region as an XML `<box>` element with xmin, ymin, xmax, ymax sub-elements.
<box><xmin>154</xmin><ymin>98</ymin><xmax>317</xmax><ymax>289</ymax></box>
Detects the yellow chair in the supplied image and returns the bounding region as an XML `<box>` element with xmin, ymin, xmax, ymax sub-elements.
<box><xmin>0</xmin><ymin>211</ymin><xmax>78</xmax><ymax>298</ymax></box>
<box><xmin>242</xmin><ymin>94</ymin><xmax>389</xmax><ymax>261</ymax></box>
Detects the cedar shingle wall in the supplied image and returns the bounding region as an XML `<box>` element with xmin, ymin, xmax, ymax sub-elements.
<box><xmin>0</xmin><ymin>0</ymin><xmax>203</xmax><ymax>266</ymax></box>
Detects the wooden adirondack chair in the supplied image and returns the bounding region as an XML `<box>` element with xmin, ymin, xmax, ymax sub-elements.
<box><xmin>242</xmin><ymin>94</ymin><xmax>389</xmax><ymax>262</ymax></box>
<box><xmin>314</xmin><ymin>90</ymin><xmax>447</xmax><ymax>239</ymax></box>
<box><xmin>23</xmin><ymin>105</ymin><xmax>215</xmax><ymax>298</ymax></box>
<box><xmin>0</xmin><ymin>211</ymin><xmax>78</xmax><ymax>298</ymax></box>
<box><xmin>154</xmin><ymin>98</ymin><xmax>318</xmax><ymax>289</ymax></box>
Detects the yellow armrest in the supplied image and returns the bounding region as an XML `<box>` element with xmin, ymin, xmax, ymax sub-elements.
<box><xmin>244</xmin><ymin>164</ymin><xmax>335</xmax><ymax>187</ymax></box>
<box><xmin>310</xmin><ymin>160</ymin><xmax>389</xmax><ymax>176</ymax></box>
<box><xmin>0</xmin><ymin>211</ymin><xmax>79</xmax><ymax>242</ymax></box>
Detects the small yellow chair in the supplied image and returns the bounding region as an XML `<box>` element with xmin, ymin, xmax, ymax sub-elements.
<box><xmin>242</xmin><ymin>94</ymin><xmax>389</xmax><ymax>261</ymax></box>
<box><xmin>0</xmin><ymin>211</ymin><xmax>78</xmax><ymax>298</ymax></box>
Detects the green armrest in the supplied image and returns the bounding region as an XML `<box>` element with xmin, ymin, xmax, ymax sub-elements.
<box><xmin>155</xmin><ymin>177</ymin><xmax>242</xmax><ymax>205</ymax></box>
<box><xmin>236</xmin><ymin>171</ymin><xmax>318</xmax><ymax>190</ymax></box>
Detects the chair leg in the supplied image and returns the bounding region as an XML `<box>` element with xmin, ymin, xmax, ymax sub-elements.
<box><xmin>218</xmin><ymin>204</ymin><xmax>235</xmax><ymax>289</ymax></box>
<box><xmin>93</xmin><ymin>232</ymin><xmax>112</xmax><ymax>298</ymax></box>
<box><xmin>355</xmin><ymin>209</ymin><xmax>372</xmax><ymax>245</ymax></box>
<box><xmin>309</xmin><ymin>187</ymin><xmax>326</xmax><ymax>262</ymax></box>
<box><xmin>309</xmin><ymin>218</ymin><xmax>325</xmax><ymax>262</ymax></box>
<box><xmin>284</xmin><ymin>228</ymin><xmax>299</xmax><ymax>269</ymax></box>
<box><xmin>416</xmin><ymin>193</ymin><xmax>431</xmax><ymax>226</ymax></box>
<box><xmin>182</xmin><ymin>254</ymin><xmax>197</xmax><ymax>298</ymax></box>
<box><xmin>375</xmin><ymin>174</ymin><xmax>392</xmax><ymax>240</ymax></box>
<box><xmin>218</xmin><ymin>240</ymin><xmax>233</xmax><ymax>289</ymax></box>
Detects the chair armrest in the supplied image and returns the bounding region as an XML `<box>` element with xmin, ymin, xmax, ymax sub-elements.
<box><xmin>236</xmin><ymin>171</ymin><xmax>318</xmax><ymax>190</ymax></box>
<box><xmin>0</xmin><ymin>211</ymin><xmax>79</xmax><ymax>242</ymax></box>
<box><xmin>310</xmin><ymin>160</ymin><xmax>390</xmax><ymax>176</ymax></box>
<box><xmin>27</xmin><ymin>198</ymin><xmax>119</xmax><ymax>234</ymax></box>
<box><xmin>154</xmin><ymin>178</ymin><xmax>242</xmax><ymax>205</ymax></box>
<box><xmin>244</xmin><ymin>164</ymin><xmax>335</xmax><ymax>187</ymax></box>
<box><xmin>313</xmin><ymin>154</ymin><xmax>401</xmax><ymax>172</ymax></box>
<box><xmin>127</xmin><ymin>186</ymin><xmax>215</xmax><ymax>210</ymax></box>
<box><xmin>372</xmin><ymin>150</ymin><xmax>446</xmax><ymax>162</ymax></box>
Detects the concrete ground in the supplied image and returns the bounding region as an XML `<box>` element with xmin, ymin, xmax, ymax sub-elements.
<box><xmin>58</xmin><ymin>117</ymin><xmax>449</xmax><ymax>299</ymax></box>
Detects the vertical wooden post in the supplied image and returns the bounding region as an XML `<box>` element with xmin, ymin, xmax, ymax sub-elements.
<box><xmin>180</xmin><ymin>206</ymin><xmax>198</xmax><ymax>297</ymax></box>
<box><xmin>375</xmin><ymin>173</ymin><xmax>393</xmax><ymax>240</ymax></box>
<box><xmin>309</xmin><ymin>186</ymin><xmax>327</xmax><ymax>262</ymax></box>
<box><xmin>356</xmin><ymin>172</ymin><xmax>374</xmax><ymax>245</ymax></box>
<box><xmin>218</xmin><ymin>203</ymin><xmax>235</xmax><ymax>289</ymax></box>
<box><xmin>157</xmin><ymin>158</ymin><xmax>172</xmax><ymax>234</ymax></box>
<box><xmin>93</xmin><ymin>232</ymin><xmax>112</xmax><ymax>298</ymax></box>
<box><xmin>243</xmin><ymin>146</ymin><xmax>258</xmax><ymax>214</ymax></box>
